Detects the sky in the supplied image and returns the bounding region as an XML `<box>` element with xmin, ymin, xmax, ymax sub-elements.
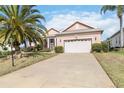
<box><xmin>36</xmin><ymin>5</ymin><xmax>121</xmax><ymax>40</ymax></box>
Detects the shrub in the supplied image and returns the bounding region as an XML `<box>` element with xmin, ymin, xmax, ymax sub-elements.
<box><xmin>92</xmin><ymin>43</ymin><xmax>102</xmax><ymax>52</ymax></box>
<box><xmin>109</xmin><ymin>47</ymin><xmax>121</xmax><ymax>51</ymax></box>
<box><xmin>113</xmin><ymin>48</ymin><xmax>120</xmax><ymax>51</ymax></box>
<box><xmin>40</xmin><ymin>48</ymin><xmax>51</xmax><ymax>52</ymax></box>
<box><xmin>22</xmin><ymin>47</ymin><xmax>33</xmax><ymax>52</ymax></box>
<box><xmin>101</xmin><ymin>42</ymin><xmax>109</xmax><ymax>52</ymax></box>
<box><xmin>55</xmin><ymin>46</ymin><xmax>64</xmax><ymax>53</ymax></box>
<box><xmin>35</xmin><ymin>44</ymin><xmax>43</xmax><ymax>51</ymax></box>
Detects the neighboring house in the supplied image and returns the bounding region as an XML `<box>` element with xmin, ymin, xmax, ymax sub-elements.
<box><xmin>47</xmin><ymin>21</ymin><xmax>103</xmax><ymax>53</ymax></box>
<box><xmin>107</xmin><ymin>28</ymin><xmax>124</xmax><ymax>48</ymax></box>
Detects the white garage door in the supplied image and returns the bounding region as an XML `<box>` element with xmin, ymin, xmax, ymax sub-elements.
<box><xmin>64</xmin><ymin>39</ymin><xmax>91</xmax><ymax>53</ymax></box>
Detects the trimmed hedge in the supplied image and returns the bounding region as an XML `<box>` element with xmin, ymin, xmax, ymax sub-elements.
<box><xmin>55</xmin><ymin>46</ymin><xmax>64</xmax><ymax>53</ymax></box>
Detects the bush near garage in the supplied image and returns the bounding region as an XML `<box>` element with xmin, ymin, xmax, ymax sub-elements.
<box><xmin>92</xmin><ymin>42</ymin><xmax>109</xmax><ymax>52</ymax></box>
<box><xmin>92</xmin><ymin>43</ymin><xmax>102</xmax><ymax>52</ymax></box>
<box><xmin>55</xmin><ymin>46</ymin><xmax>64</xmax><ymax>53</ymax></box>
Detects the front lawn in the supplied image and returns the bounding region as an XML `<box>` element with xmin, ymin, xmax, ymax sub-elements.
<box><xmin>0</xmin><ymin>52</ymin><xmax>57</xmax><ymax>76</ymax></box>
<box><xmin>94</xmin><ymin>52</ymin><xmax>124</xmax><ymax>88</ymax></box>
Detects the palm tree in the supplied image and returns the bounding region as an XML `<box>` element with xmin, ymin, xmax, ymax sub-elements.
<box><xmin>0</xmin><ymin>5</ymin><xmax>47</xmax><ymax>66</ymax></box>
<box><xmin>101</xmin><ymin>5</ymin><xmax>124</xmax><ymax>48</ymax></box>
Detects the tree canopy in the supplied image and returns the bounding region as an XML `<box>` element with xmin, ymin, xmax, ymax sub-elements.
<box><xmin>0</xmin><ymin>5</ymin><xmax>47</xmax><ymax>49</ymax></box>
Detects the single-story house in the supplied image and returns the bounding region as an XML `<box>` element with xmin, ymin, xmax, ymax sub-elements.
<box><xmin>107</xmin><ymin>28</ymin><xmax>124</xmax><ymax>48</ymax></box>
<box><xmin>47</xmin><ymin>21</ymin><xmax>103</xmax><ymax>53</ymax></box>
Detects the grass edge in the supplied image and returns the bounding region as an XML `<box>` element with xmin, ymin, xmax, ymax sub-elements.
<box><xmin>92</xmin><ymin>53</ymin><xmax>117</xmax><ymax>88</ymax></box>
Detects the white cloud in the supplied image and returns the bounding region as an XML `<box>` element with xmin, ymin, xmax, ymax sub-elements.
<box><xmin>45</xmin><ymin>11</ymin><xmax>121</xmax><ymax>40</ymax></box>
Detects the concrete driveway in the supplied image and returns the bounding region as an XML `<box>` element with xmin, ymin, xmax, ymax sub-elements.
<box><xmin>0</xmin><ymin>53</ymin><xmax>114</xmax><ymax>88</ymax></box>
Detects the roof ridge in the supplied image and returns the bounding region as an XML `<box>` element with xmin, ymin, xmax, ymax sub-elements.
<box><xmin>48</xmin><ymin>28</ymin><xmax>60</xmax><ymax>32</ymax></box>
<box><xmin>62</xmin><ymin>21</ymin><xmax>95</xmax><ymax>32</ymax></box>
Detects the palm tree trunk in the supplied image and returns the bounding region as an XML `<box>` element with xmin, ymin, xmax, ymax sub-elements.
<box><xmin>120</xmin><ymin>16</ymin><xmax>124</xmax><ymax>48</ymax></box>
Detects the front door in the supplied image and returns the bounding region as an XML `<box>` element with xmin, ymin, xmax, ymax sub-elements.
<box><xmin>49</xmin><ymin>39</ymin><xmax>55</xmax><ymax>50</ymax></box>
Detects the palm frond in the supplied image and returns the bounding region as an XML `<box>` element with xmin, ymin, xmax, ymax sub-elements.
<box><xmin>100</xmin><ymin>5</ymin><xmax>116</xmax><ymax>14</ymax></box>
<box><xmin>0</xmin><ymin>5</ymin><xmax>46</xmax><ymax>48</ymax></box>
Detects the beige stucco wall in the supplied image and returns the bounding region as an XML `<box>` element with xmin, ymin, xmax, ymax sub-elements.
<box><xmin>56</xmin><ymin>31</ymin><xmax>101</xmax><ymax>46</ymax></box>
<box><xmin>65</xmin><ymin>23</ymin><xmax>92</xmax><ymax>32</ymax></box>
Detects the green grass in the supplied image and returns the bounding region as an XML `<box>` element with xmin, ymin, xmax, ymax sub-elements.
<box><xmin>94</xmin><ymin>52</ymin><xmax>124</xmax><ymax>88</ymax></box>
<box><xmin>111</xmin><ymin>50</ymin><xmax>124</xmax><ymax>56</ymax></box>
<box><xmin>0</xmin><ymin>52</ymin><xmax>57</xmax><ymax>76</ymax></box>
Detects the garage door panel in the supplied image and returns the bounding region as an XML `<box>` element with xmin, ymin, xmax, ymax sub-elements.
<box><xmin>64</xmin><ymin>39</ymin><xmax>91</xmax><ymax>53</ymax></box>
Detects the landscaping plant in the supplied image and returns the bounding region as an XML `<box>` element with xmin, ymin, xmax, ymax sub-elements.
<box><xmin>92</xmin><ymin>43</ymin><xmax>102</xmax><ymax>52</ymax></box>
<box><xmin>55</xmin><ymin>46</ymin><xmax>64</xmax><ymax>53</ymax></box>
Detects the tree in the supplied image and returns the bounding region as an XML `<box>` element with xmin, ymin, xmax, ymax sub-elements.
<box><xmin>101</xmin><ymin>5</ymin><xmax>124</xmax><ymax>48</ymax></box>
<box><xmin>0</xmin><ymin>5</ymin><xmax>47</xmax><ymax>66</ymax></box>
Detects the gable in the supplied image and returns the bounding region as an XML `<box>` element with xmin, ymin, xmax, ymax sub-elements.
<box><xmin>48</xmin><ymin>28</ymin><xmax>59</xmax><ymax>36</ymax></box>
<box><xmin>63</xmin><ymin>22</ymin><xmax>94</xmax><ymax>32</ymax></box>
